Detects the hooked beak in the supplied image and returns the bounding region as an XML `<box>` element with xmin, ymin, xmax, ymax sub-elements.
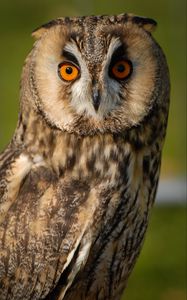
<box><xmin>92</xmin><ymin>89</ymin><xmax>101</xmax><ymax>111</ymax></box>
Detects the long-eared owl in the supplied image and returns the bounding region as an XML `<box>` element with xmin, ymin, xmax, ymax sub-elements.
<box><xmin>0</xmin><ymin>13</ymin><xmax>170</xmax><ymax>300</ymax></box>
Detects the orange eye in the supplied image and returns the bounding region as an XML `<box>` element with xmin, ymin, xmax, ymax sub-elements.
<box><xmin>58</xmin><ymin>62</ymin><xmax>79</xmax><ymax>81</ymax></box>
<box><xmin>111</xmin><ymin>60</ymin><xmax>132</xmax><ymax>80</ymax></box>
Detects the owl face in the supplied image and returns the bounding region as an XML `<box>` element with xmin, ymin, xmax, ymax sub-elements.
<box><xmin>25</xmin><ymin>14</ymin><xmax>169</xmax><ymax>135</ymax></box>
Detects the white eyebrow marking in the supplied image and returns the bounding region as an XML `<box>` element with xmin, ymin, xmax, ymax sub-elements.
<box><xmin>64</xmin><ymin>42</ymin><xmax>83</xmax><ymax>66</ymax></box>
<box><xmin>105</xmin><ymin>38</ymin><xmax>122</xmax><ymax>66</ymax></box>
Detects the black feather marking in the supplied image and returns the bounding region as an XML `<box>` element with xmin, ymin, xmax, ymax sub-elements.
<box><xmin>62</xmin><ymin>50</ymin><xmax>80</xmax><ymax>67</ymax></box>
<box><xmin>132</xmin><ymin>16</ymin><xmax>157</xmax><ymax>27</ymax></box>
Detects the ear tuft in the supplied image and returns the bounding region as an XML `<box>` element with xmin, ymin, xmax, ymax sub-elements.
<box><xmin>129</xmin><ymin>14</ymin><xmax>157</xmax><ymax>33</ymax></box>
<box><xmin>32</xmin><ymin>19</ymin><xmax>60</xmax><ymax>40</ymax></box>
<box><xmin>32</xmin><ymin>27</ymin><xmax>48</xmax><ymax>40</ymax></box>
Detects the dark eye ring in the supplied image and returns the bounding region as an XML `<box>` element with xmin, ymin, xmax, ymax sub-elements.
<box><xmin>58</xmin><ymin>62</ymin><xmax>80</xmax><ymax>81</ymax></box>
<box><xmin>110</xmin><ymin>59</ymin><xmax>132</xmax><ymax>80</ymax></box>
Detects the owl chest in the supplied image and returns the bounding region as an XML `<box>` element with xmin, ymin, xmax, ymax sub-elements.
<box><xmin>51</xmin><ymin>136</ymin><xmax>152</xmax><ymax>223</ymax></box>
<box><xmin>52</xmin><ymin>136</ymin><xmax>133</xmax><ymax>185</ymax></box>
<box><xmin>64</xmin><ymin>141</ymin><xmax>159</xmax><ymax>298</ymax></box>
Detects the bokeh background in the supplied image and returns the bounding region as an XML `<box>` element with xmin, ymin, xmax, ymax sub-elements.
<box><xmin>0</xmin><ymin>0</ymin><xmax>186</xmax><ymax>299</ymax></box>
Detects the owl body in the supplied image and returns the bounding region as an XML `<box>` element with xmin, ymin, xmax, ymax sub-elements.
<box><xmin>0</xmin><ymin>14</ymin><xmax>169</xmax><ymax>300</ymax></box>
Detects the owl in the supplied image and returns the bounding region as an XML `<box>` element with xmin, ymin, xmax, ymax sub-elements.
<box><xmin>0</xmin><ymin>13</ymin><xmax>169</xmax><ymax>300</ymax></box>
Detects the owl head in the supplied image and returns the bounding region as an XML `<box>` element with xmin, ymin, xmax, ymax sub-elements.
<box><xmin>20</xmin><ymin>14</ymin><xmax>169</xmax><ymax>136</ymax></box>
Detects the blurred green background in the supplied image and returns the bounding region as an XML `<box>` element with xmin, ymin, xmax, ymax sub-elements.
<box><xmin>0</xmin><ymin>1</ymin><xmax>186</xmax><ymax>299</ymax></box>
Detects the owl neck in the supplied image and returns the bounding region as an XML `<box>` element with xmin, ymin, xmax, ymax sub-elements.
<box><xmin>12</xmin><ymin>108</ymin><xmax>133</xmax><ymax>182</ymax></box>
<box><xmin>13</xmin><ymin>101</ymin><xmax>164</xmax><ymax>182</ymax></box>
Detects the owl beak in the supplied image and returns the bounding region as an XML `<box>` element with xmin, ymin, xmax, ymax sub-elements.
<box><xmin>92</xmin><ymin>89</ymin><xmax>101</xmax><ymax>111</ymax></box>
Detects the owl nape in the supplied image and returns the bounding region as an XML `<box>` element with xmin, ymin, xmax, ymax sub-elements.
<box><xmin>0</xmin><ymin>13</ymin><xmax>169</xmax><ymax>300</ymax></box>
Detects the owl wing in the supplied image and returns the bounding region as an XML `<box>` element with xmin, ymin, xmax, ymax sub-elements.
<box><xmin>0</xmin><ymin>160</ymin><xmax>96</xmax><ymax>300</ymax></box>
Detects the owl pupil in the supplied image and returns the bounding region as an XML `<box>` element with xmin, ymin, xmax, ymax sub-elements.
<box><xmin>117</xmin><ymin>64</ymin><xmax>125</xmax><ymax>72</ymax></box>
<box><xmin>66</xmin><ymin>67</ymin><xmax>73</xmax><ymax>74</ymax></box>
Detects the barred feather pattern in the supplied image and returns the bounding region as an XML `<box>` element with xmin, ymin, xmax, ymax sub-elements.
<box><xmin>0</xmin><ymin>106</ymin><xmax>165</xmax><ymax>299</ymax></box>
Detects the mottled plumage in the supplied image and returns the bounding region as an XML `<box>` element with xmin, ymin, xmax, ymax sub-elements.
<box><xmin>0</xmin><ymin>14</ymin><xmax>170</xmax><ymax>300</ymax></box>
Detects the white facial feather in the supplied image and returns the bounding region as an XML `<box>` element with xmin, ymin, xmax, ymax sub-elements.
<box><xmin>65</xmin><ymin>42</ymin><xmax>98</xmax><ymax>118</ymax></box>
<box><xmin>65</xmin><ymin>39</ymin><xmax>124</xmax><ymax>119</ymax></box>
